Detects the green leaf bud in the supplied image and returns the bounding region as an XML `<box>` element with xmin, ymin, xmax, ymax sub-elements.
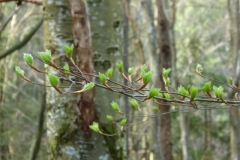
<box><xmin>141</xmin><ymin>64</ymin><xmax>148</xmax><ymax>72</ymax></box>
<box><xmin>64</xmin><ymin>44</ymin><xmax>74</xmax><ymax>57</ymax></box>
<box><xmin>178</xmin><ymin>85</ymin><xmax>189</xmax><ymax>96</ymax></box>
<box><xmin>120</xmin><ymin>119</ymin><xmax>127</xmax><ymax>125</ymax></box>
<box><xmin>23</xmin><ymin>53</ymin><xmax>33</xmax><ymax>65</ymax></box>
<box><xmin>152</xmin><ymin>106</ymin><xmax>159</xmax><ymax>111</ymax></box>
<box><xmin>149</xmin><ymin>85</ymin><xmax>160</xmax><ymax>98</ymax></box>
<box><xmin>213</xmin><ymin>85</ymin><xmax>224</xmax><ymax>98</ymax></box>
<box><xmin>63</xmin><ymin>63</ymin><xmax>70</xmax><ymax>75</ymax></box>
<box><xmin>98</xmin><ymin>72</ymin><xmax>106</xmax><ymax>84</ymax></box>
<box><xmin>190</xmin><ymin>86</ymin><xmax>198</xmax><ymax>100</ymax></box>
<box><xmin>89</xmin><ymin>122</ymin><xmax>100</xmax><ymax>133</ymax></box>
<box><xmin>142</xmin><ymin>71</ymin><xmax>153</xmax><ymax>85</ymax></box>
<box><xmin>116</xmin><ymin>61</ymin><xmax>123</xmax><ymax>72</ymax></box>
<box><xmin>83</xmin><ymin>82</ymin><xmax>95</xmax><ymax>92</ymax></box>
<box><xmin>107</xmin><ymin>115</ymin><xmax>113</xmax><ymax>122</ymax></box>
<box><xmin>48</xmin><ymin>73</ymin><xmax>59</xmax><ymax>87</ymax></box>
<box><xmin>165</xmin><ymin>77</ymin><xmax>170</xmax><ymax>86</ymax></box>
<box><xmin>128</xmin><ymin>67</ymin><xmax>134</xmax><ymax>75</ymax></box>
<box><xmin>157</xmin><ymin>92</ymin><xmax>163</xmax><ymax>98</ymax></box>
<box><xmin>162</xmin><ymin>68</ymin><xmax>171</xmax><ymax>78</ymax></box>
<box><xmin>111</xmin><ymin>101</ymin><xmax>119</xmax><ymax>112</ymax></box>
<box><xmin>130</xmin><ymin>99</ymin><xmax>140</xmax><ymax>109</ymax></box>
<box><xmin>38</xmin><ymin>50</ymin><xmax>51</xmax><ymax>64</ymax></box>
<box><xmin>164</xmin><ymin>93</ymin><xmax>170</xmax><ymax>99</ymax></box>
<box><xmin>105</xmin><ymin>68</ymin><xmax>113</xmax><ymax>78</ymax></box>
<box><xmin>196</xmin><ymin>64</ymin><xmax>203</xmax><ymax>73</ymax></box>
<box><xmin>15</xmin><ymin>66</ymin><xmax>25</xmax><ymax>78</ymax></box>
<box><xmin>202</xmin><ymin>81</ymin><xmax>211</xmax><ymax>93</ymax></box>
<box><xmin>229</xmin><ymin>77</ymin><xmax>233</xmax><ymax>84</ymax></box>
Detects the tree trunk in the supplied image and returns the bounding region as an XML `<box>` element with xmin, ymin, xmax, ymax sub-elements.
<box><xmin>157</xmin><ymin>0</ymin><xmax>173</xmax><ymax>159</ymax></box>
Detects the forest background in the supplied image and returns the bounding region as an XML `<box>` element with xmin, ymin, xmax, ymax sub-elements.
<box><xmin>0</xmin><ymin>0</ymin><xmax>240</xmax><ymax>160</ymax></box>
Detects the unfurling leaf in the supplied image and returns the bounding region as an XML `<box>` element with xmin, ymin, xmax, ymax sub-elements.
<box><xmin>116</xmin><ymin>61</ymin><xmax>123</xmax><ymax>72</ymax></box>
<box><xmin>229</xmin><ymin>77</ymin><xmax>233</xmax><ymax>84</ymax></box>
<box><xmin>83</xmin><ymin>82</ymin><xmax>95</xmax><ymax>92</ymax></box>
<box><xmin>165</xmin><ymin>77</ymin><xmax>170</xmax><ymax>86</ymax></box>
<box><xmin>107</xmin><ymin>115</ymin><xmax>113</xmax><ymax>122</ymax></box>
<box><xmin>190</xmin><ymin>86</ymin><xmax>198</xmax><ymax>100</ymax></box>
<box><xmin>141</xmin><ymin>64</ymin><xmax>148</xmax><ymax>72</ymax></box>
<box><xmin>15</xmin><ymin>66</ymin><xmax>25</xmax><ymax>78</ymax></box>
<box><xmin>213</xmin><ymin>85</ymin><xmax>224</xmax><ymax>98</ymax></box>
<box><xmin>89</xmin><ymin>122</ymin><xmax>100</xmax><ymax>133</ymax></box>
<box><xmin>105</xmin><ymin>68</ymin><xmax>113</xmax><ymax>78</ymax></box>
<box><xmin>38</xmin><ymin>50</ymin><xmax>51</xmax><ymax>64</ymax></box>
<box><xmin>196</xmin><ymin>64</ymin><xmax>203</xmax><ymax>74</ymax></box>
<box><xmin>128</xmin><ymin>67</ymin><xmax>134</xmax><ymax>75</ymax></box>
<box><xmin>111</xmin><ymin>101</ymin><xmax>119</xmax><ymax>112</ymax></box>
<box><xmin>149</xmin><ymin>85</ymin><xmax>160</xmax><ymax>98</ymax></box>
<box><xmin>157</xmin><ymin>92</ymin><xmax>163</xmax><ymax>98</ymax></box>
<box><xmin>98</xmin><ymin>72</ymin><xmax>106</xmax><ymax>84</ymax></box>
<box><xmin>164</xmin><ymin>93</ymin><xmax>170</xmax><ymax>99</ymax></box>
<box><xmin>63</xmin><ymin>63</ymin><xmax>70</xmax><ymax>75</ymax></box>
<box><xmin>178</xmin><ymin>85</ymin><xmax>188</xmax><ymax>96</ymax></box>
<box><xmin>120</xmin><ymin>119</ymin><xmax>127</xmax><ymax>125</ymax></box>
<box><xmin>152</xmin><ymin>106</ymin><xmax>159</xmax><ymax>111</ymax></box>
<box><xmin>202</xmin><ymin>81</ymin><xmax>211</xmax><ymax>93</ymax></box>
<box><xmin>130</xmin><ymin>99</ymin><xmax>140</xmax><ymax>109</ymax></box>
<box><xmin>162</xmin><ymin>68</ymin><xmax>171</xmax><ymax>78</ymax></box>
<box><xmin>142</xmin><ymin>71</ymin><xmax>153</xmax><ymax>85</ymax></box>
<box><xmin>64</xmin><ymin>44</ymin><xmax>74</xmax><ymax>57</ymax></box>
<box><xmin>48</xmin><ymin>73</ymin><xmax>59</xmax><ymax>87</ymax></box>
<box><xmin>23</xmin><ymin>53</ymin><xmax>33</xmax><ymax>65</ymax></box>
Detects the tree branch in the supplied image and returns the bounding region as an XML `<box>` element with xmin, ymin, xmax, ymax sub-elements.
<box><xmin>0</xmin><ymin>18</ymin><xmax>43</xmax><ymax>60</ymax></box>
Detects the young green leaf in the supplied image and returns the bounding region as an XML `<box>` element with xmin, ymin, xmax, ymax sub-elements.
<box><xmin>164</xmin><ymin>93</ymin><xmax>170</xmax><ymax>99</ymax></box>
<box><xmin>98</xmin><ymin>72</ymin><xmax>106</xmax><ymax>84</ymax></box>
<box><xmin>162</xmin><ymin>68</ymin><xmax>171</xmax><ymax>78</ymax></box>
<box><xmin>157</xmin><ymin>92</ymin><xmax>163</xmax><ymax>98</ymax></box>
<box><xmin>196</xmin><ymin>64</ymin><xmax>203</xmax><ymax>74</ymax></box>
<box><xmin>120</xmin><ymin>119</ymin><xmax>127</xmax><ymax>125</ymax></box>
<box><xmin>152</xmin><ymin>106</ymin><xmax>159</xmax><ymax>111</ymax></box>
<box><xmin>165</xmin><ymin>77</ymin><xmax>171</xmax><ymax>86</ymax></box>
<box><xmin>107</xmin><ymin>115</ymin><xmax>113</xmax><ymax>122</ymax></box>
<box><xmin>48</xmin><ymin>73</ymin><xmax>59</xmax><ymax>87</ymax></box>
<box><xmin>130</xmin><ymin>99</ymin><xmax>140</xmax><ymax>109</ymax></box>
<box><xmin>149</xmin><ymin>85</ymin><xmax>160</xmax><ymax>98</ymax></box>
<box><xmin>202</xmin><ymin>81</ymin><xmax>211</xmax><ymax>93</ymax></box>
<box><xmin>15</xmin><ymin>66</ymin><xmax>25</xmax><ymax>78</ymax></box>
<box><xmin>83</xmin><ymin>82</ymin><xmax>95</xmax><ymax>92</ymax></box>
<box><xmin>111</xmin><ymin>101</ymin><xmax>119</xmax><ymax>112</ymax></box>
<box><xmin>229</xmin><ymin>77</ymin><xmax>233</xmax><ymax>84</ymax></box>
<box><xmin>63</xmin><ymin>63</ymin><xmax>70</xmax><ymax>75</ymax></box>
<box><xmin>105</xmin><ymin>68</ymin><xmax>113</xmax><ymax>78</ymax></box>
<box><xmin>190</xmin><ymin>86</ymin><xmax>198</xmax><ymax>100</ymax></box>
<box><xmin>89</xmin><ymin>122</ymin><xmax>100</xmax><ymax>133</ymax></box>
<box><xmin>142</xmin><ymin>71</ymin><xmax>153</xmax><ymax>85</ymax></box>
<box><xmin>38</xmin><ymin>50</ymin><xmax>51</xmax><ymax>64</ymax></box>
<box><xmin>64</xmin><ymin>44</ymin><xmax>74</xmax><ymax>57</ymax></box>
<box><xmin>178</xmin><ymin>85</ymin><xmax>189</xmax><ymax>96</ymax></box>
<box><xmin>23</xmin><ymin>53</ymin><xmax>33</xmax><ymax>65</ymax></box>
<box><xmin>141</xmin><ymin>64</ymin><xmax>148</xmax><ymax>72</ymax></box>
<box><xmin>213</xmin><ymin>85</ymin><xmax>224</xmax><ymax>98</ymax></box>
<box><xmin>116</xmin><ymin>61</ymin><xmax>123</xmax><ymax>72</ymax></box>
<box><xmin>128</xmin><ymin>67</ymin><xmax>134</xmax><ymax>75</ymax></box>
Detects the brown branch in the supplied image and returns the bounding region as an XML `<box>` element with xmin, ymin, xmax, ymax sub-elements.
<box><xmin>0</xmin><ymin>0</ymin><xmax>42</xmax><ymax>5</ymax></box>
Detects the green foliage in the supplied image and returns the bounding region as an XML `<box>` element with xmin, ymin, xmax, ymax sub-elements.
<box><xmin>165</xmin><ymin>77</ymin><xmax>171</xmax><ymax>86</ymax></box>
<box><xmin>64</xmin><ymin>44</ymin><xmax>74</xmax><ymax>57</ymax></box>
<box><xmin>107</xmin><ymin>115</ymin><xmax>113</xmax><ymax>122</ymax></box>
<box><xmin>164</xmin><ymin>93</ymin><xmax>170</xmax><ymax>99</ymax></box>
<box><xmin>157</xmin><ymin>92</ymin><xmax>163</xmax><ymax>98</ymax></box>
<box><xmin>213</xmin><ymin>85</ymin><xmax>224</xmax><ymax>98</ymax></box>
<box><xmin>23</xmin><ymin>53</ymin><xmax>33</xmax><ymax>65</ymax></box>
<box><xmin>202</xmin><ymin>81</ymin><xmax>211</xmax><ymax>93</ymax></box>
<box><xmin>190</xmin><ymin>86</ymin><xmax>198</xmax><ymax>100</ymax></box>
<box><xmin>196</xmin><ymin>64</ymin><xmax>203</xmax><ymax>73</ymax></box>
<box><xmin>83</xmin><ymin>82</ymin><xmax>95</xmax><ymax>92</ymax></box>
<box><xmin>111</xmin><ymin>101</ymin><xmax>119</xmax><ymax>112</ymax></box>
<box><xmin>229</xmin><ymin>77</ymin><xmax>233</xmax><ymax>84</ymax></box>
<box><xmin>116</xmin><ymin>61</ymin><xmax>123</xmax><ymax>72</ymax></box>
<box><xmin>141</xmin><ymin>64</ymin><xmax>148</xmax><ymax>72</ymax></box>
<box><xmin>15</xmin><ymin>66</ymin><xmax>25</xmax><ymax>78</ymax></box>
<box><xmin>48</xmin><ymin>73</ymin><xmax>59</xmax><ymax>87</ymax></box>
<box><xmin>89</xmin><ymin>122</ymin><xmax>100</xmax><ymax>133</ymax></box>
<box><xmin>149</xmin><ymin>85</ymin><xmax>160</xmax><ymax>98</ymax></box>
<box><xmin>152</xmin><ymin>106</ymin><xmax>159</xmax><ymax>111</ymax></box>
<box><xmin>141</xmin><ymin>71</ymin><xmax>153</xmax><ymax>85</ymax></box>
<box><xmin>120</xmin><ymin>119</ymin><xmax>127</xmax><ymax>125</ymax></box>
<box><xmin>38</xmin><ymin>50</ymin><xmax>51</xmax><ymax>64</ymax></box>
<box><xmin>99</xmin><ymin>72</ymin><xmax>107</xmax><ymax>84</ymax></box>
<box><xmin>128</xmin><ymin>67</ymin><xmax>134</xmax><ymax>75</ymax></box>
<box><xmin>130</xmin><ymin>99</ymin><xmax>140</xmax><ymax>109</ymax></box>
<box><xmin>178</xmin><ymin>85</ymin><xmax>189</xmax><ymax>96</ymax></box>
<box><xmin>105</xmin><ymin>68</ymin><xmax>113</xmax><ymax>78</ymax></box>
<box><xmin>162</xmin><ymin>68</ymin><xmax>171</xmax><ymax>78</ymax></box>
<box><xmin>63</xmin><ymin>63</ymin><xmax>69</xmax><ymax>75</ymax></box>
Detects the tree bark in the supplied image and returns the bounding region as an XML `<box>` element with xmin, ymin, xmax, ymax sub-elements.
<box><xmin>157</xmin><ymin>0</ymin><xmax>173</xmax><ymax>159</ymax></box>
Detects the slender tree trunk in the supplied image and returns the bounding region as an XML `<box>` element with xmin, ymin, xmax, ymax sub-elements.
<box><xmin>228</xmin><ymin>0</ymin><xmax>240</xmax><ymax>159</ymax></box>
<box><xmin>157</xmin><ymin>0</ymin><xmax>173</xmax><ymax>159</ymax></box>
